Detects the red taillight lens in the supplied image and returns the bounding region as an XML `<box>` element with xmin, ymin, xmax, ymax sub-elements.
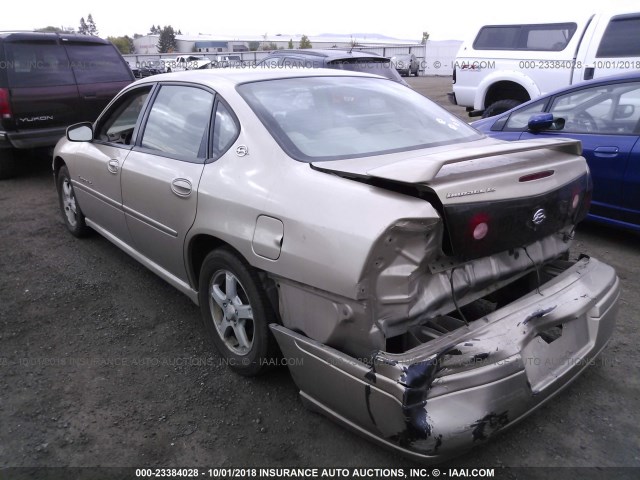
<box><xmin>0</xmin><ymin>88</ymin><xmax>12</xmax><ymax>119</ymax></box>
<box><xmin>571</xmin><ymin>193</ymin><xmax>580</xmax><ymax>210</ymax></box>
<box><xmin>519</xmin><ymin>170</ymin><xmax>554</xmax><ymax>182</ymax></box>
<box><xmin>469</xmin><ymin>213</ymin><xmax>490</xmax><ymax>241</ymax></box>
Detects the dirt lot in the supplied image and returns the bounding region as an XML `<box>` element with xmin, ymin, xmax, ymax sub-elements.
<box><xmin>1</xmin><ymin>76</ymin><xmax>639</xmax><ymax>476</ymax></box>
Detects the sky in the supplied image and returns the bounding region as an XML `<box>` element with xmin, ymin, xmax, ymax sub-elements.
<box><xmin>3</xmin><ymin>0</ymin><xmax>639</xmax><ymax>42</ymax></box>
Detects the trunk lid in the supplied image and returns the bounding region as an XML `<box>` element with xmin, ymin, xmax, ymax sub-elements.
<box><xmin>312</xmin><ymin>138</ymin><xmax>591</xmax><ymax>260</ymax></box>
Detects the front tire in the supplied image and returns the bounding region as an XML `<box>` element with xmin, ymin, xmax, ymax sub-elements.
<box><xmin>57</xmin><ymin>165</ymin><xmax>90</xmax><ymax>237</ymax></box>
<box><xmin>481</xmin><ymin>99</ymin><xmax>521</xmax><ymax>118</ymax></box>
<box><xmin>198</xmin><ymin>248</ymin><xmax>279</xmax><ymax>376</ymax></box>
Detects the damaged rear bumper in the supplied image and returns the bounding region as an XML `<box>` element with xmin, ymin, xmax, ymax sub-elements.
<box><xmin>270</xmin><ymin>256</ymin><xmax>619</xmax><ymax>462</ymax></box>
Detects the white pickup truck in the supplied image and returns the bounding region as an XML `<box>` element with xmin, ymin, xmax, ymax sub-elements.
<box><xmin>165</xmin><ymin>55</ymin><xmax>210</xmax><ymax>72</ymax></box>
<box><xmin>449</xmin><ymin>9</ymin><xmax>640</xmax><ymax>117</ymax></box>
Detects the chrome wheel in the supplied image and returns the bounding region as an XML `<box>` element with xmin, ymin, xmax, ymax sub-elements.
<box><xmin>61</xmin><ymin>178</ymin><xmax>79</xmax><ymax>227</ymax></box>
<box><xmin>209</xmin><ymin>270</ymin><xmax>254</xmax><ymax>355</ymax></box>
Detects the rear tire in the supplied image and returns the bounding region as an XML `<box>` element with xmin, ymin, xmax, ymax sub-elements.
<box><xmin>481</xmin><ymin>99</ymin><xmax>521</xmax><ymax>118</ymax></box>
<box><xmin>198</xmin><ymin>248</ymin><xmax>279</xmax><ymax>376</ymax></box>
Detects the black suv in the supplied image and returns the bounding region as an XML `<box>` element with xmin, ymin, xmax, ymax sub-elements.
<box><xmin>257</xmin><ymin>49</ymin><xmax>408</xmax><ymax>86</ymax></box>
<box><xmin>0</xmin><ymin>32</ymin><xmax>134</xmax><ymax>178</ymax></box>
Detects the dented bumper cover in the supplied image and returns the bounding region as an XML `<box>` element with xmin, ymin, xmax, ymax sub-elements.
<box><xmin>270</xmin><ymin>256</ymin><xmax>619</xmax><ymax>462</ymax></box>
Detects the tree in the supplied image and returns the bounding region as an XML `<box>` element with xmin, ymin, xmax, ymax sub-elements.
<box><xmin>78</xmin><ymin>17</ymin><xmax>88</xmax><ymax>35</ymax></box>
<box><xmin>299</xmin><ymin>35</ymin><xmax>312</xmax><ymax>49</ymax></box>
<box><xmin>261</xmin><ymin>42</ymin><xmax>278</xmax><ymax>51</ymax></box>
<box><xmin>421</xmin><ymin>31</ymin><xmax>430</xmax><ymax>45</ymax></box>
<box><xmin>288</xmin><ymin>38</ymin><xmax>294</xmax><ymax>49</ymax></box>
<box><xmin>157</xmin><ymin>26</ymin><xmax>178</xmax><ymax>53</ymax></box>
<box><xmin>86</xmin><ymin>14</ymin><xmax>98</xmax><ymax>36</ymax></box>
<box><xmin>248</xmin><ymin>41</ymin><xmax>260</xmax><ymax>51</ymax></box>
<box><xmin>36</xmin><ymin>26</ymin><xmax>65</xmax><ymax>33</ymax></box>
<box><xmin>108</xmin><ymin>35</ymin><xmax>134</xmax><ymax>54</ymax></box>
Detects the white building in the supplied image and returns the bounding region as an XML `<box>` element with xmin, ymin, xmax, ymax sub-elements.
<box><xmin>133</xmin><ymin>33</ymin><xmax>422</xmax><ymax>55</ymax></box>
<box><xmin>129</xmin><ymin>33</ymin><xmax>462</xmax><ymax>76</ymax></box>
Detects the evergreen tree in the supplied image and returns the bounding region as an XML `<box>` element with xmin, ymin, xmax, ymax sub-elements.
<box><xmin>288</xmin><ymin>38</ymin><xmax>294</xmax><ymax>49</ymax></box>
<box><xmin>86</xmin><ymin>14</ymin><xmax>98</xmax><ymax>36</ymax></box>
<box><xmin>78</xmin><ymin>17</ymin><xmax>88</xmax><ymax>35</ymax></box>
<box><xmin>299</xmin><ymin>35</ymin><xmax>312</xmax><ymax>49</ymax></box>
<box><xmin>157</xmin><ymin>26</ymin><xmax>177</xmax><ymax>53</ymax></box>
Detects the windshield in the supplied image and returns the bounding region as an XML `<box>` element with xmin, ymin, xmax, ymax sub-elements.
<box><xmin>238</xmin><ymin>76</ymin><xmax>481</xmax><ymax>162</ymax></box>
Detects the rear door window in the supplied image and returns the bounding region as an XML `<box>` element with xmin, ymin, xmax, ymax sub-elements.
<box><xmin>64</xmin><ymin>43</ymin><xmax>132</xmax><ymax>84</ymax></box>
<box><xmin>140</xmin><ymin>85</ymin><xmax>214</xmax><ymax>161</ymax></box>
<box><xmin>4</xmin><ymin>42</ymin><xmax>75</xmax><ymax>87</ymax></box>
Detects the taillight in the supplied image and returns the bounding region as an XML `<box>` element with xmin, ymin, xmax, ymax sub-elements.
<box><xmin>469</xmin><ymin>212</ymin><xmax>490</xmax><ymax>241</ymax></box>
<box><xmin>0</xmin><ymin>88</ymin><xmax>12</xmax><ymax>120</ymax></box>
<box><xmin>519</xmin><ymin>170</ymin><xmax>554</xmax><ymax>182</ymax></box>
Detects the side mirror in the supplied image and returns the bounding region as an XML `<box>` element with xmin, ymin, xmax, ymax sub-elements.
<box><xmin>615</xmin><ymin>104</ymin><xmax>634</xmax><ymax>119</ymax></box>
<box><xmin>66</xmin><ymin>122</ymin><xmax>93</xmax><ymax>142</ymax></box>
<box><xmin>527</xmin><ymin>113</ymin><xmax>554</xmax><ymax>131</ymax></box>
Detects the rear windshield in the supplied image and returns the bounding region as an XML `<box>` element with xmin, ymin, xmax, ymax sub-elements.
<box><xmin>237</xmin><ymin>76</ymin><xmax>481</xmax><ymax>162</ymax></box>
<box><xmin>4</xmin><ymin>41</ymin><xmax>131</xmax><ymax>87</ymax></box>
<box><xmin>473</xmin><ymin>23</ymin><xmax>577</xmax><ymax>51</ymax></box>
<box><xmin>327</xmin><ymin>58</ymin><xmax>404</xmax><ymax>83</ymax></box>
<box><xmin>4</xmin><ymin>42</ymin><xmax>76</xmax><ymax>87</ymax></box>
<box><xmin>64</xmin><ymin>43</ymin><xmax>132</xmax><ymax>84</ymax></box>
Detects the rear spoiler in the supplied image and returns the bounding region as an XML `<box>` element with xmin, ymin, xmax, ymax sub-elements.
<box><xmin>366</xmin><ymin>138</ymin><xmax>583</xmax><ymax>184</ymax></box>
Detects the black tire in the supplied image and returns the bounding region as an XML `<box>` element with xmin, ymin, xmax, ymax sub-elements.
<box><xmin>198</xmin><ymin>248</ymin><xmax>279</xmax><ymax>376</ymax></box>
<box><xmin>481</xmin><ymin>99</ymin><xmax>522</xmax><ymax>118</ymax></box>
<box><xmin>57</xmin><ymin>165</ymin><xmax>90</xmax><ymax>237</ymax></box>
<box><xmin>0</xmin><ymin>149</ymin><xmax>19</xmax><ymax>180</ymax></box>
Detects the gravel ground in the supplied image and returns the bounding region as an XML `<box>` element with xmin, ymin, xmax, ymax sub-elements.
<box><xmin>0</xmin><ymin>76</ymin><xmax>638</xmax><ymax>476</ymax></box>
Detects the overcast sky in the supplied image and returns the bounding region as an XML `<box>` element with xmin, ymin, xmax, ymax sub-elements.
<box><xmin>3</xmin><ymin>0</ymin><xmax>639</xmax><ymax>41</ymax></box>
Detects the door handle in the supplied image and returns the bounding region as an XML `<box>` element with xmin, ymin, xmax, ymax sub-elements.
<box><xmin>593</xmin><ymin>146</ymin><xmax>619</xmax><ymax>158</ymax></box>
<box><xmin>171</xmin><ymin>178</ymin><xmax>192</xmax><ymax>197</ymax></box>
<box><xmin>107</xmin><ymin>159</ymin><xmax>119</xmax><ymax>174</ymax></box>
<box><xmin>584</xmin><ymin>67</ymin><xmax>595</xmax><ymax>81</ymax></box>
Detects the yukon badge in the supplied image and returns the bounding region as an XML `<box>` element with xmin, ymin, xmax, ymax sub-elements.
<box><xmin>19</xmin><ymin>115</ymin><xmax>54</xmax><ymax>123</ymax></box>
<box><xmin>532</xmin><ymin>208</ymin><xmax>547</xmax><ymax>225</ymax></box>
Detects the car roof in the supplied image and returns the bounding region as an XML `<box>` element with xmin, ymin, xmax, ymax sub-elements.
<box><xmin>133</xmin><ymin>67</ymin><xmax>387</xmax><ymax>89</ymax></box>
<box><xmin>0</xmin><ymin>31</ymin><xmax>111</xmax><ymax>44</ymax></box>
<box><xmin>263</xmin><ymin>49</ymin><xmax>385</xmax><ymax>60</ymax></box>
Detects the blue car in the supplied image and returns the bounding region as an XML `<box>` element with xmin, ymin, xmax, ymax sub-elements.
<box><xmin>472</xmin><ymin>73</ymin><xmax>640</xmax><ymax>232</ymax></box>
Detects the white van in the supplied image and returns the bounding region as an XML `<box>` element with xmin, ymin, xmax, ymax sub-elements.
<box><xmin>449</xmin><ymin>9</ymin><xmax>640</xmax><ymax>117</ymax></box>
